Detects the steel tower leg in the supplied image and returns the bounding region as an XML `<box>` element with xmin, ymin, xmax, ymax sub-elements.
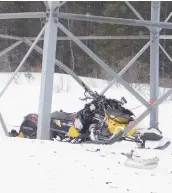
<box><xmin>37</xmin><ymin>1</ymin><xmax>59</xmax><ymax>140</ymax></box>
<box><xmin>150</xmin><ymin>1</ymin><xmax>161</xmax><ymax>128</ymax></box>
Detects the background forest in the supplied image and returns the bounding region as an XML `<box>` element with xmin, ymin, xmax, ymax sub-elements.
<box><xmin>0</xmin><ymin>1</ymin><xmax>172</xmax><ymax>87</ymax></box>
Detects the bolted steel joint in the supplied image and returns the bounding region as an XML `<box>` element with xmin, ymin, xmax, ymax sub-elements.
<box><xmin>45</xmin><ymin>10</ymin><xmax>50</xmax><ymax>22</ymax></box>
<box><xmin>52</xmin><ymin>10</ymin><xmax>59</xmax><ymax>23</ymax></box>
<box><xmin>52</xmin><ymin>12</ymin><xmax>58</xmax><ymax>18</ymax></box>
<box><xmin>151</xmin><ymin>32</ymin><xmax>160</xmax><ymax>42</ymax></box>
<box><xmin>152</xmin><ymin>1</ymin><xmax>160</xmax><ymax>9</ymax></box>
<box><xmin>44</xmin><ymin>10</ymin><xmax>58</xmax><ymax>23</ymax></box>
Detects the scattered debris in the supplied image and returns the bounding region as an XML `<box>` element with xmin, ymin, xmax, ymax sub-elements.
<box><xmin>105</xmin><ymin>182</ymin><xmax>112</xmax><ymax>184</ymax></box>
<box><xmin>151</xmin><ymin>173</ymin><xmax>155</xmax><ymax>176</ymax></box>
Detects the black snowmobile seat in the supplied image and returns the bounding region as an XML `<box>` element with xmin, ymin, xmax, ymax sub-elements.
<box><xmin>51</xmin><ymin>111</ymin><xmax>75</xmax><ymax>121</ymax></box>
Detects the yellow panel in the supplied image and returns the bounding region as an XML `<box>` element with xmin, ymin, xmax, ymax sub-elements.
<box><xmin>115</xmin><ymin>117</ymin><xmax>129</xmax><ymax>124</ymax></box>
<box><xmin>18</xmin><ymin>132</ymin><xmax>24</xmax><ymax>138</ymax></box>
<box><xmin>54</xmin><ymin>120</ymin><xmax>61</xmax><ymax>127</ymax></box>
<box><xmin>66</xmin><ymin>126</ymin><xmax>80</xmax><ymax>137</ymax></box>
<box><xmin>108</xmin><ymin>119</ymin><xmax>126</xmax><ymax>134</ymax></box>
<box><xmin>107</xmin><ymin>118</ymin><xmax>136</xmax><ymax>137</ymax></box>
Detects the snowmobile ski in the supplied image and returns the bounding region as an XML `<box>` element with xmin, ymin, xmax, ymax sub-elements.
<box><xmin>124</xmin><ymin>150</ymin><xmax>159</xmax><ymax>170</ymax></box>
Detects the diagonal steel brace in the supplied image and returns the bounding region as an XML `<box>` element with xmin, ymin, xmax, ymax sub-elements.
<box><xmin>23</xmin><ymin>38</ymin><xmax>93</xmax><ymax>94</ymax></box>
<box><xmin>102</xmin><ymin>2</ymin><xmax>172</xmax><ymax>96</ymax></box>
<box><xmin>0</xmin><ymin>112</ymin><xmax>9</xmax><ymax>137</ymax></box>
<box><xmin>0</xmin><ymin>25</ymin><xmax>46</xmax><ymax>99</ymax></box>
<box><xmin>100</xmin><ymin>41</ymin><xmax>150</xmax><ymax>95</ymax></box>
<box><xmin>57</xmin><ymin>22</ymin><xmax>150</xmax><ymax>108</ymax></box>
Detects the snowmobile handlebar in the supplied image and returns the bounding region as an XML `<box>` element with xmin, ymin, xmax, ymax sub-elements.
<box><xmin>79</xmin><ymin>88</ymin><xmax>99</xmax><ymax>101</ymax></box>
<box><xmin>81</xmin><ymin>89</ymin><xmax>125</xmax><ymax>109</ymax></box>
<box><xmin>81</xmin><ymin>81</ymin><xmax>128</xmax><ymax>109</ymax></box>
<box><xmin>81</xmin><ymin>82</ymin><xmax>99</xmax><ymax>99</ymax></box>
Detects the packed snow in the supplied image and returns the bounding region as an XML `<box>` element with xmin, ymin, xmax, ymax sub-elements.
<box><xmin>0</xmin><ymin>72</ymin><xmax>172</xmax><ymax>193</ymax></box>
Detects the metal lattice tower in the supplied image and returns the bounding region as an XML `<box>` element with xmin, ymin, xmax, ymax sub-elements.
<box><xmin>0</xmin><ymin>1</ymin><xmax>172</xmax><ymax>142</ymax></box>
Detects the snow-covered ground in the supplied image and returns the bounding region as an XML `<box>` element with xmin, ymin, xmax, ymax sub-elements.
<box><xmin>0</xmin><ymin>72</ymin><xmax>172</xmax><ymax>193</ymax></box>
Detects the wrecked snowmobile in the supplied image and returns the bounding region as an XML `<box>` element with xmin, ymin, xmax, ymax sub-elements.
<box><xmin>10</xmin><ymin>86</ymin><xmax>137</xmax><ymax>144</ymax></box>
<box><xmin>9</xmin><ymin>84</ymin><xmax>170</xmax><ymax>149</ymax></box>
